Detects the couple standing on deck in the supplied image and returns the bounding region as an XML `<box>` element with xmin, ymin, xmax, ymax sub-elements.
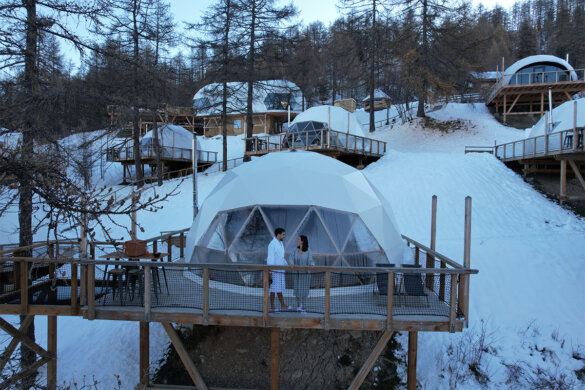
<box><xmin>266</xmin><ymin>227</ymin><xmax>315</xmax><ymax>312</ymax></box>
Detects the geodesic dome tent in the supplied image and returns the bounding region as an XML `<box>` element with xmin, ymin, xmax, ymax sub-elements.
<box><xmin>185</xmin><ymin>151</ymin><xmax>404</xmax><ymax>267</ymax></box>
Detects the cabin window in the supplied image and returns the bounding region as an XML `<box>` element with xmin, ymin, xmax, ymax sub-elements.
<box><xmin>234</xmin><ymin>119</ymin><xmax>241</xmax><ymax>129</ymax></box>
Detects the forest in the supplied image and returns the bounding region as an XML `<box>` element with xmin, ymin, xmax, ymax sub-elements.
<box><xmin>0</xmin><ymin>0</ymin><xmax>584</xmax><ymax>135</ymax></box>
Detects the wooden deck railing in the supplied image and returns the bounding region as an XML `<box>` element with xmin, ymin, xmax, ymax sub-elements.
<box><xmin>106</xmin><ymin>146</ymin><xmax>218</xmax><ymax>164</ymax></box>
<box><xmin>245</xmin><ymin>129</ymin><xmax>387</xmax><ymax>157</ymax></box>
<box><xmin>0</xmin><ymin>233</ymin><xmax>477</xmax><ymax>333</ymax></box>
<box><xmin>494</xmin><ymin>127</ymin><xmax>584</xmax><ymax>162</ymax></box>
<box><xmin>488</xmin><ymin>68</ymin><xmax>585</xmax><ymax>102</ymax></box>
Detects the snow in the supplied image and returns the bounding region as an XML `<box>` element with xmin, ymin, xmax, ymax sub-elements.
<box><xmin>1</xmin><ymin>102</ymin><xmax>584</xmax><ymax>388</ymax></box>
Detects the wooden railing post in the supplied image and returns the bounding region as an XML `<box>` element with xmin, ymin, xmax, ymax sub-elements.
<box><xmin>449</xmin><ymin>273</ymin><xmax>458</xmax><ymax>333</ymax></box>
<box><xmin>144</xmin><ymin>265</ymin><xmax>151</xmax><ymax>322</ymax></box>
<box><xmin>426</xmin><ymin>196</ymin><xmax>437</xmax><ymax>289</ymax></box>
<box><xmin>179</xmin><ymin>232</ymin><xmax>185</xmax><ymax>259</ymax></box>
<box><xmin>263</xmin><ymin>269</ymin><xmax>269</xmax><ymax>327</ymax></box>
<box><xmin>202</xmin><ymin>267</ymin><xmax>209</xmax><ymax>323</ymax></box>
<box><xmin>80</xmin><ymin>264</ymin><xmax>87</xmax><ymax>306</ymax></box>
<box><xmin>87</xmin><ymin>264</ymin><xmax>95</xmax><ymax>320</ymax></box>
<box><xmin>167</xmin><ymin>236</ymin><xmax>172</xmax><ymax>262</ymax></box>
<box><xmin>20</xmin><ymin>260</ymin><xmax>28</xmax><ymax>315</ymax></box>
<box><xmin>324</xmin><ymin>271</ymin><xmax>331</xmax><ymax>329</ymax></box>
<box><xmin>387</xmin><ymin>271</ymin><xmax>394</xmax><ymax>329</ymax></box>
<box><xmin>71</xmin><ymin>262</ymin><xmax>78</xmax><ymax>315</ymax></box>
<box><xmin>460</xmin><ymin>196</ymin><xmax>472</xmax><ymax>327</ymax></box>
<box><xmin>414</xmin><ymin>247</ymin><xmax>419</xmax><ymax>266</ymax></box>
<box><xmin>574</xmin><ymin>100</ymin><xmax>579</xmax><ymax>152</ymax></box>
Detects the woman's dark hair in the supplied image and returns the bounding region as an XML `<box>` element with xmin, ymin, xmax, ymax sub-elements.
<box><xmin>299</xmin><ymin>235</ymin><xmax>309</xmax><ymax>252</ymax></box>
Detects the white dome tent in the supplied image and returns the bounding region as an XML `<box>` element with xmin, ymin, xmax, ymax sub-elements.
<box><xmin>185</xmin><ymin>151</ymin><xmax>403</xmax><ymax>268</ymax></box>
<box><xmin>141</xmin><ymin>124</ymin><xmax>199</xmax><ymax>159</ymax></box>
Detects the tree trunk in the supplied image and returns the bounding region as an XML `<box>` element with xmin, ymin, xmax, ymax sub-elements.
<box><xmin>132</xmin><ymin>0</ymin><xmax>144</xmax><ymax>187</ymax></box>
<box><xmin>221</xmin><ymin>0</ymin><xmax>232</xmax><ymax>172</ymax></box>
<box><xmin>243</xmin><ymin>1</ymin><xmax>256</xmax><ymax>163</ymax></box>
<box><xmin>152</xmin><ymin>110</ymin><xmax>163</xmax><ymax>186</ymax></box>
<box><xmin>417</xmin><ymin>0</ymin><xmax>429</xmax><ymax>118</ymax></box>
<box><xmin>19</xmin><ymin>1</ymin><xmax>38</xmax><ymax>387</ymax></box>
<box><xmin>369</xmin><ymin>0</ymin><xmax>376</xmax><ymax>132</ymax></box>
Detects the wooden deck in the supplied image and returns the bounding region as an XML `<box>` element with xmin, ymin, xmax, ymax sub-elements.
<box><xmin>486</xmin><ymin>68</ymin><xmax>585</xmax><ymax>122</ymax></box>
<box><xmin>244</xmin><ymin>129</ymin><xmax>386</xmax><ymax>167</ymax></box>
<box><xmin>0</xmin><ymin>225</ymin><xmax>476</xmax><ymax>390</ymax></box>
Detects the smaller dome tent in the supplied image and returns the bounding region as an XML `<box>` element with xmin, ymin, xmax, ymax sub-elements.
<box><xmin>141</xmin><ymin>124</ymin><xmax>198</xmax><ymax>159</ymax></box>
<box><xmin>503</xmin><ymin>55</ymin><xmax>578</xmax><ymax>85</ymax></box>
<box><xmin>186</xmin><ymin>151</ymin><xmax>403</xmax><ymax>267</ymax></box>
<box><xmin>290</xmin><ymin>105</ymin><xmax>366</xmax><ymax>137</ymax></box>
<box><xmin>526</xmin><ymin>98</ymin><xmax>585</xmax><ymax>138</ymax></box>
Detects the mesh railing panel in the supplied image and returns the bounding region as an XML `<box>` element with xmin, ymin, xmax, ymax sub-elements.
<box><xmin>0</xmin><ymin>261</ymin><xmax>19</xmax><ymax>304</ymax></box>
<box><xmin>208</xmin><ymin>269</ymin><xmax>263</xmax><ymax>313</ymax></box>
<box><xmin>152</xmin><ymin>267</ymin><xmax>202</xmax><ymax>309</ymax></box>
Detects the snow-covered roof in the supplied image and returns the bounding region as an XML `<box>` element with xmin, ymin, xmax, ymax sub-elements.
<box><xmin>141</xmin><ymin>124</ymin><xmax>198</xmax><ymax>149</ymax></box>
<box><xmin>526</xmin><ymin>98</ymin><xmax>585</xmax><ymax>138</ymax></box>
<box><xmin>185</xmin><ymin>150</ymin><xmax>404</xmax><ymax>265</ymax></box>
<box><xmin>362</xmin><ymin>89</ymin><xmax>390</xmax><ymax>102</ymax></box>
<box><xmin>290</xmin><ymin>105</ymin><xmax>366</xmax><ymax>137</ymax></box>
<box><xmin>503</xmin><ymin>55</ymin><xmax>578</xmax><ymax>85</ymax></box>
<box><xmin>474</xmin><ymin>71</ymin><xmax>500</xmax><ymax>80</ymax></box>
<box><xmin>193</xmin><ymin>80</ymin><xmax>303</xmax><ymax>116</ymax></box>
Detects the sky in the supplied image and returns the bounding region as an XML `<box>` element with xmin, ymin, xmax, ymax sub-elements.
<box><xmin>169</xmin><ymin>0</ymin><xmax>519</xmax><ymax>28</ymax></box>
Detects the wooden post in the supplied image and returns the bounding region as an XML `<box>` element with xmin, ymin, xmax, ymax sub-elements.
<box><xmin>426</xmin><ymin>196</ymin><xmax>437</xmax><ymax>289</ymax></box>
<box><xmin>87</xmin><ymin>264</ymin><xmax>95</xmax><ymax>320</ymax></box>
<box><xmin>545</xmin><ymin>113</ymin><xmax>549</xmax><ymax>154</ymax></box>
<box><xmin>461</xmin><ymin>197</ymin><xmax>472</xmax><ymax>327</ymax></box>
<box><xmin>71</xmin><ymin>262</ymin><xmax>78</xmax><ymax>315</ymax></box>
<box><xmin>47</xmin><ymin>316</ymin><xmax>57</xmax><ymax>390</ymax></box>
<box><xmin>144</xmin><ymin>266</ymin><xmax>151</xmax><ymax>322</ymax></box>
<box><xmin>202</xmin><ymin>267</ymin><xmax>209</xmax><ymax>322</ymax></box>
<box><xmin>414</xmin><ymin>247</ymin><xmax>419</xmax><ymax>266</ymax></box>
<box><xmin>162</xmin><ymin>323</ymin><xmax>208</xmax><ymax>390</ymax></box>
<box><xmin>387</xmin><ymin>272</ymin><xmax>394</xmax><ymax>329</ymax></box>
<box><xmin>271</xmin><ymin>327</ymin><xmax>279</xmax><ymax>390</ymax></box>
<box><xmin>449</xmin><ymin>273</ymin><xmax>459</xmax><ymax>333</ymax></box>
<box><xmin>324</xmin><ymin>271</ymin><xmax>331</xmax><ymax>329</ymax></box>
<box><xmin>348</xmin><ymin>331</ymin><xmax>394</xmax><ymax>390</ymax></box>
<box><xmin>167</xmin><ymin>237</ymin><xmax>172</xmax><ymax>262</ymax></box>
<box><xmin>574</xmin><ymin>100</ymin><xmax>578</xmax><ymax>152</ymax></box>
<box><xmin>179</xmin><ymin>232</ymin><xmax>185</xmax><ymax>258</ymax></box>
<box><xmin>263</xmin><ymin>269</ymin><xmax>269</xmax><ymax>327</ymax></box>
<box><xmin>140</xmin><ymin>322</ymin><xmax>149</xmax><ymax>389</ymax></box>
<box><xmin>560</xmin><ymin>159</ymin><xmax>567</xmax><ymax>205</ymax></box>
<box><xmin>20</xmin><ymin>261</ymin><xmax>28</xmax><ymax>315</ymax></box>
<box><xmin>80</xmin><ymin>264</ymin><xmax>87</xmax><ymax>306</ymax></box>
<box><xmin>407</xmin><ymin>331</ymin><xmax>418</xmax><ymax>390</ymax></box>
<box><xmin>503</xmin><ymin>94</ymin><xmax>507</xmax><ymax>123</ymax></box>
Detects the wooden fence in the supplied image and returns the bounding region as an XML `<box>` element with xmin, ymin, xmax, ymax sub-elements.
<box><xmin>494</xmin><ymin>127</ymin><xmax>584</xmax><ymax>162</ymax></box>
<box><xmin>106</xmin><ymin>146</ymin><xmax>218</xmax><ymax>164</ymax></box>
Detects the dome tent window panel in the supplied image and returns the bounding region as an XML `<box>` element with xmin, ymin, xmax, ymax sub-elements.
<box><xmin>195</xmin><ymin>246</ymin><xmax>229</xmax><ymax>263</ymax></box>
<box><xmin>198</xmin><ymin>215</ymin><xmax>226</xmax><ymax>251</ymax></box>
<box><xmin>230</xmin><ymin>208</ymin><xmax>273</xmax><ymax>254</ymax></box>
<box><xmin>262</xmin><ymin>206</ymin><xmax>308</xmax><ymax>241</ymax></box>
<box><xmin>318</xmin><ymin>207</ymin><xmax>355</xmax><ymax>251</ymax></box>
<box><xmin>224</xmin><ymin>208</ymin><xmax>252</xmax><ymax>249</ymax></box>
<box><xmin>343</xmin><ymin>217</ymin><xmax>382</xmax><ymax>255</ymax></box>
<box><xmin>284</xmin><ymin>208</ymin><xmax>338</xmax><ymax>255</ymax></box>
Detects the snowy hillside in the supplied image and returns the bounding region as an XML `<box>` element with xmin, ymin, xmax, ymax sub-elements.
<box><xmin>1</xmin><ymin>103</ymin><xmax>584</xmax><ymax>389</ymax></box>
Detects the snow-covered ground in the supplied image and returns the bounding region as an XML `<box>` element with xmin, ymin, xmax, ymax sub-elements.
<box><xmin>1</xmin><ymin>103</ymin><xmax>584</xmax><ymax>389</ymax></box>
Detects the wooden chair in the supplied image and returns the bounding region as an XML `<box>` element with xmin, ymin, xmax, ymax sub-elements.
<box><xmin>374</xmin><ymin>263</ymin><xmax>397</xmax><ymax>306</ymax></box>
<box><xmin>400</xmin><ymin>264</ymin><xmax>429</xmax><ymax>306</ymax></box>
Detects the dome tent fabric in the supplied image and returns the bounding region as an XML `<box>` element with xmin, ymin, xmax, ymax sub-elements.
<box><xmin>186</xmin><ymin>151</ymin><xmax>403</xmax><ymax>267</ymax></box>
<box><xmin>290</xmin><ymin>105</ymin><xmax>366</xmax><ymax>137</ymax></box>
<box><xmin>141</xmin><ymin>124</ymin><xmax>199</xmax><ymax>159</ymax></box>
<box><xmin>526</xmin><ymin>98</ymin><xmax>585</xmax><ymax>138</ymax></box>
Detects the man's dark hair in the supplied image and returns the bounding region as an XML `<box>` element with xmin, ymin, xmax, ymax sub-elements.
<box><xmin>275</xmin><ymin>227</ymin><xmax>285</xmax><ymax>236</ymax></box>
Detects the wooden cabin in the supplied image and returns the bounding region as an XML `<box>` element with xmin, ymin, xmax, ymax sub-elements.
<box><xmin>486</xmin><ymin>55</ymin><xmax>585</xmax><ymax>123</ymax></box>
<box><xmin>193</xmin><ymin>80</ymin><xmax>303</xmax><ymax>137</ymax></box>
<box><xmin>333</xmin><ymin>98</ymin><xmax>356</xmax><ymax>113</ymax></box>
<box><xmin>362</xmin><ymin>89</ymin><xmax>391</xmax><ymax>112</ymax></box>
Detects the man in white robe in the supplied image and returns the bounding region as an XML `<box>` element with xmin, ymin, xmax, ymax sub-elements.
<box><xmin>267</xmin><ymin>227</ymin><xmax>291</xmax><ymax>311</ymax></box>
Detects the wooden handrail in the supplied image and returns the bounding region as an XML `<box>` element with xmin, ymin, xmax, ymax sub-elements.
<box><xmin>401</xmin><ymin>235</ymin><xmax>463</xmax><ymax>269</ymax></box>
<box><xmin>494</xmin><ymin>127</ymin><xmax>584</xmax><ymax>161</ymax></box>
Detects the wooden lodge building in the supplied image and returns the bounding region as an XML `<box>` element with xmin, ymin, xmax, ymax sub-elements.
<box><xmin>362</xmin><ymin>89</ymin><xmax>391</xmax><ymax>112</ymax></box>
<box><xmin>486</xmin><ymin>55</ymin><xmax>585</xmax><ymax>123</ymax></box>
<box><xmin>193</xmin><ymin>80</ymin><xmax>303</xmax><ymax>137</ymax></box>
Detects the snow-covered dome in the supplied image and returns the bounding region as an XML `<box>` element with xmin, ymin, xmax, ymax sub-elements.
<box><xmin>504</xmin><ymin>55</ymin><xmax>578</xmax><ymax>85</ymax></box>
<box><xmin>141</xmin><ymin>124</ymin><xmax>197</xmax><ymax>149</ymax></box>
<box><xmin>526</xmin><ymin>97</ymin><xmax>585</xmax><ymax>138</ymax></box>
<box><xmin>186</xmin><ymin>151</ymin><xmax>403</xmax><ymax>266</ymax></box>
<box><xmin>291</xmin><ymin>105</ymin><xmax>366</xmax><ymax>137</ymax></box>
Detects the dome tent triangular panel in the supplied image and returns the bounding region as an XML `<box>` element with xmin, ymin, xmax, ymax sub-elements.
<box><xmin>186</xmin><ymin>150</ymin><xmax>403</xmax><ymax>266</ymax></box>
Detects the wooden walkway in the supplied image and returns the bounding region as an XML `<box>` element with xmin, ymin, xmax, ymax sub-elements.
<box><xmin>244</xmin><ymin>129</ymin><xmax>386</xmax><ymax>167</ymax></box>
<box><xmin>0</xmin><ymin>226</ymin><xmax>476</xmax><ymax>390</ymax></box>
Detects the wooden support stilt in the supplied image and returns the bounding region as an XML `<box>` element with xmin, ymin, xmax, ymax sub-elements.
<box><xmin>503</xmin><ymin>94</ymin><xmax>507</xmax><ymax>123</ymax></box>
<box><xmin>0</xmin><ymin>316</ymin><xmax>34</xmax><ymax>372</ymax></box>
<box><xmin>270</xmin><ymin>328</ymin><xmax>280</xmax><ymax>390</ymax></box>
<box><xmin>140</xmin><ymin>322</ymin><xmax>149</xmax><ymax>389</ymax></box>
<box><xmin>162</xmin><ymin>323</ymin><xmax>208</xmax><ymax>390</ymax></box>
<box><xmin>47</xmin><ymin>316</ymin><xmax>57</xmax><ymax>390</ymax></box>
<box><xmin>348</xmin><ymin>330</ymin><xmax>394</xmax><ymax>390</ymax></box>
<box><xmin>0</xmin><ymin>317</ymin><xmax>50</xmax><ymax>359</ymax></box>
<box><xmin>407</xmin><ymin>331</ymin><xmax>418</xmax><ymax>390</ymax></box>
<box><xmin>560</xmin><ymin>159</ymin><xmax>567</xmax><ymax>204</ymax></box>
<box><xmin>568</xmin><ymin>160</ymin><xmax>585</xmax><ymax>191</ymax></box>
